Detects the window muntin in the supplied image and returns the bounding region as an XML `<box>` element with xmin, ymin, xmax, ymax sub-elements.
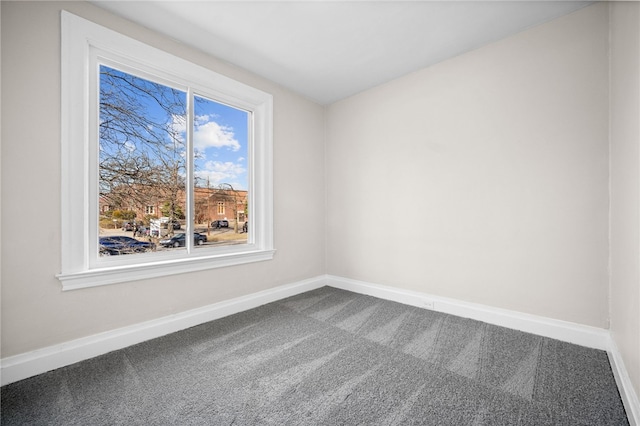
<box><xmin>59</xmin><ymin>11</ymin><xmax>274</xmax><ymax>289</ymax></box>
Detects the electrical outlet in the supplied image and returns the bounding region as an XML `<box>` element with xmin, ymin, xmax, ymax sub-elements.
<box><xmin>422</xmin><ymin>299</ymin><xmax>435</xmax><ymax>310</ymax></box>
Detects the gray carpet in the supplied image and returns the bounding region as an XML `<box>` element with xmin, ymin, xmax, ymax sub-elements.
<box><xmin>1</xmin><ymin>286</ymin><xmax>629</xmax><ymax>425</ymax></box>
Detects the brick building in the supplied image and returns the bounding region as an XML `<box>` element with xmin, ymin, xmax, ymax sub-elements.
<box><xmin>100</xmin><ymin>185</ymin><xmax>248</xmax><ymax>228</ymax></box>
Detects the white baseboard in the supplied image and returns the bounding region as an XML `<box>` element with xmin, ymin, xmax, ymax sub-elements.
<box><xmin>326</xmin><ymin>274</ymin><xmax>639</xmax><ymax>426</ymax></box>
<box><xmin>326</xmin><ymin>275</ymin><xmax>610</xmax><ymax>349</ymax></box>
<box><xmin>0</xmin><ymin>275</ymin><xmax>327</xmax><ymax>386</ymax></box>
<box><xmin>608</xmin><ymin>339</ymin><xmax>640</xmax><ymax>426</ymax></box>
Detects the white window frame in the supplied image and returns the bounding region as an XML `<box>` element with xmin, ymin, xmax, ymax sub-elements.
<box><xmin>58</xmin><ymin>11</ymin><xmax>274</xmax><ymax>290</ymax></box>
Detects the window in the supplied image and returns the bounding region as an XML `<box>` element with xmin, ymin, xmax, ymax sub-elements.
<box><xmin>217</xmin><ymin>202</ymin><xmax>226</xmax><ymax>215</ymax></box>
<box><xmin>59</xmin><ymin>12</ymin><xmax>274</xmax><ymax>290</ymax></box>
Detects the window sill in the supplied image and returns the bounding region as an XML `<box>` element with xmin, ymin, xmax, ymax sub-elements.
<box><xmin>56</xmin><ymin>249</ymin><xmax>276</xmax><ymax>291</ymax></box>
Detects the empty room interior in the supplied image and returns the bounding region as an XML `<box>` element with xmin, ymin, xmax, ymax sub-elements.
<box><xmin>1</xmin><ymin>0</ymin><xmax>639</xmax><ymax>424</ymax></box>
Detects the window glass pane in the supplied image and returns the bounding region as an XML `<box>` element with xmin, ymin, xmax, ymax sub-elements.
<box><xmin>98</xmin><ymin>65</ymin><xmax>187</xmax><ymax>256</ymax></box>
<box><xmin>193</xmin><ymin>95</ymin><xmax>249</xmax><ymax>248</ymax></box>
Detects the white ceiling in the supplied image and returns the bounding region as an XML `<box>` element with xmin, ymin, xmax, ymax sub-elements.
<box><xmin>92</xmin><ymin>1</ymin><xmax>593</xmax><ymax>105</ymax></box>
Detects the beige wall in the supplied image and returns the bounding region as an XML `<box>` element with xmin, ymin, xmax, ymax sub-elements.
<box><xmin>0</xmin><ymin>1</ymin><xmax>326</xmax><ymax>357</ymax></box>
<box><xmin>610</xmin><ymin>0</ymin><xmax>640</xmax><ymax>402</ymax></box>
<box><xmin>326</xmin><ymin>3</ymin><xmax>610</xmax><ymax>327</ymax></box>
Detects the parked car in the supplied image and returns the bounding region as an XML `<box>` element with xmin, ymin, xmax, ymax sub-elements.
<box><xmin>159</xmin><ymin>232</ymin><xmax>207</xmax><ymax>248</ymax></box>
<box><xmin>99</xmin><ymin>236</ymin><xmax>155</xmax><ymax>255</ymax></box>
<box><xmin>211</xmin><ymin>220</ymin><xmax>229</xmax><ymax>228</ymax></box>
<box><xmin>161</xmin><ymin>219</ymin><xmax>181</xmax><ymax>230</ymax></box>
<box><xmin>121</xmin><ymin>222</ymin><xmax>134</xmax><ymax>231</ymax></box>
<box><xmin>134</xmin><ymin>226</ymin><xmax>149</xmax><ymax>237</ymax></box>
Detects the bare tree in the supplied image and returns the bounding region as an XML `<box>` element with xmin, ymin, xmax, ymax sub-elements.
<box><xmin>98</xmin><ymin>65</ymin><xmax>187</xmax><ymax>227</ymax></box>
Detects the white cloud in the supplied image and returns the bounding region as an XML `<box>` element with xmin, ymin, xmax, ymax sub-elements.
<box><xmin>195</xmin><ymin>114</ymin><xmax>209</xmax><ymax>125</ymax></box>
<box><xmin>195</xmin><ymin>113</ymin><xmax>218</xmax><ymax>125</ymax></box>
<box><xmin>195</xmin><ymin>160</ymin><xmax>246</xmax><ymax>189</ymax></box>
<box><xmin>194</xmin><ymin>121</ymin><xmax>240</xmax><ymax>152</ymax></box>
<box><xmin>124</xmin><ymin>141</ymin><xmax>136</xmax><ymax>152</ymax></box>
<box><xmin>169</xmin><ymin>114</ymin><xmax>187</xmax><ymax>143</ymax></box>
<box><xmin>170</xmin><ymin>114</ymin><xmax>186</xmax><ymax>132</ymax></box>
<box><xmin>168</xmin><ymin>115</ymin><xmax>240</xmax><ymax>152</ymax></box>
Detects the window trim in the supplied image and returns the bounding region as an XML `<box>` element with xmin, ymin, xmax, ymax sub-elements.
<box><xmin>58</xmin><ymin>11</ymin><xmax>274</xmax><ymax>290</ymax></box>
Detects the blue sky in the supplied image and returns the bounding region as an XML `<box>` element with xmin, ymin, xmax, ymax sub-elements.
<box><xmin>100</xmin><ymin>65</ymin><xmax>249</xmax><ymax>191</ymax></box>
